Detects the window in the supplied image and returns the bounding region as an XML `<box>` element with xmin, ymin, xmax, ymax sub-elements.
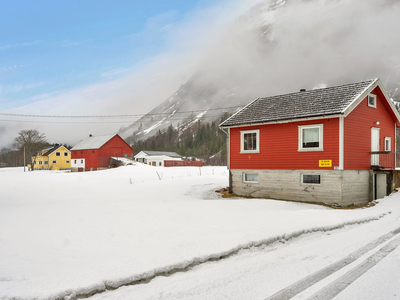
<box><xmin>368</xmin><ymin>94</ymin><xmax>377</xmax><ymax>108</ymax></box>
<box><xmin>159</xmin><ymin>162</ymin><xmax>162</xmax><ymax>166</ymax></box>
<box><xmin>44</xmin><ymin>161</ymin><xmax>48</xmax><ymax>164</ymax></box>
<box><xmin>302</xmin><ymin>174</ymin><xmax>321</xmax><ymax>185</ymax></box>
<box><xmin>52</xmin><ymin>160</ymin><xmax>57</xmax><ymax>164</ymax></box>
<box><xmin>298</xmin><ymin>124</ymin><xmax>323</xmax><ymax>151</ymax></box>
<box><xmin>385</xmin><ymin>137</ymin><xmax>391</xmax><ymax>151</ymax></box>
<box><xmin>152</xmin><ymin>162</ymin><xmax>156</xmax><ymax>166</ymax></box>
<box><xmin>64</xmin><ymin>152</ymin><xmax>68</xmax><ymax>156</ymax></box>
<box><xmin>39</xmin><ymin>161</ymin><xmax>42</xmax><ymax>165</ymax></box>
<box><xmin>56</xmin><ymin>152</ymin><xmax>61</xmax><ymax>156</ymax></box>
<box><xmin>80</xmin><ymin>160</ymin><xmax>83</xmax><ymax>164</ymax></box>
<box><xmin>243</xmin><ymin>173</ymin><xmax>259</xmax><ymax>183</ymax></box>
<box><xmin>74</xmin><ymin>160</ymin><xmax>77</xmax><ymax>164</ymax></box>
<box><xmin>240</xmin><ymin>130</ymin><xmax>260</xmax><ymax>153</ymax></box>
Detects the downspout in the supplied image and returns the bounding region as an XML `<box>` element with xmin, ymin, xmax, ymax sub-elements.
<box><xmin>220</xmin><ymin>127</ymin><xmax>232</xmax><ymax>194</ymax></box>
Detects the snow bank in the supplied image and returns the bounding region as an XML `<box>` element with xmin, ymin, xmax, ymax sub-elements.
<box><xmin>0</xmin><ymin>165</ymin><xmax>396</xmax><ymax>299</ymax></box>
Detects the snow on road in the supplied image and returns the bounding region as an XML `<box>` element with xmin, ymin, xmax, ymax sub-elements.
<box><xmin>0</xmin><ymin>165</ymin><xmax>399</xmax><ymax>299</ymax></box>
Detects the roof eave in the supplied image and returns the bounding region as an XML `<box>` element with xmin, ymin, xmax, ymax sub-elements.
<box><xmin>219</xmin><ymin>113</ymin><xmax>343</xmax><ymax>129</ymax></box>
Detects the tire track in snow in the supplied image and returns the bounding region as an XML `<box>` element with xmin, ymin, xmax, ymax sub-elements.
<box><xmin>59</xmin><ymin>215</ymin><xmax>389</xmax><ymax>300</ymax></box>
<box><xmin>306</xmin><ymin>234</ymin><xmax>400</xmax><ymax>300</ymax></box>
<box><xmin>265</xmin><ymin>226</ymin><xmax>400</xmax><ymax>300</ymax></box>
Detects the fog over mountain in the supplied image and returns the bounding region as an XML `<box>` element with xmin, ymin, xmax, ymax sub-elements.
<box><xmin>120</xmin><ymin>0</ymin><xmax>400</xmax><ymax>142</ymax></box>
<box><xmin>2</xmin><ymin>0</ymin><xmax>400</xmax><ymax>149</ymax></box>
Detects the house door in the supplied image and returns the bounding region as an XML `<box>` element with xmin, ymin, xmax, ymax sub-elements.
<box><xmin>374</xmin><ymin>173</ymin><xmax>387</xmax><ymax>200</ymax></box>
<box><xmin>371</xmin><ymin>128</ymin><xmax>380</xmax><ymax>166</ymax></box>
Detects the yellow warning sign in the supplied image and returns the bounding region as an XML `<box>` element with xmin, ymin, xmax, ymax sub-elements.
<box><xmin>319</xmin><ymin>160</ymin><xmax>332</xmax><ymax>167</ymax></box>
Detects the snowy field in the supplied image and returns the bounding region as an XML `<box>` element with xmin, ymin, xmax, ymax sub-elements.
<box><xmin>0</xmin><ymin>164</ymin><xmax>399</xmax><ymax>299</ymax></box>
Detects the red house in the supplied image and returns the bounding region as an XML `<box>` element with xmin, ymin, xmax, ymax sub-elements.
<box><xmin>71</xmin><ymin>134</ymin><xmax>133</xmax><ymax>171</ymax></box>
<box><xmin>220</xmin><ymin>78</ymin><xmax>400</xmax><ymax>206</ymax></box>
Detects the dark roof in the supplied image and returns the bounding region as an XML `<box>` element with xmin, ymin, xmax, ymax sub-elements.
<box><xmin>43</xmin><ymin>145</ymin><xmax>62</xmax><ymax>156</ymax></box>
<box><xmin>221</xmin><ymin>79</ymin><xmax>376</xmax><ymax>127</ymax></box>
<box><xmin>141</xmin><ymin>151</ymin><xmax>182</xmax><ymax>158</ymax></box>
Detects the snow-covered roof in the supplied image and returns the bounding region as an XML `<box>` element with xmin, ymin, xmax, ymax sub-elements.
<box><xmin>220</xmin><ymin>79</ymin><xmax>386</xmax><ymax>127</ymax></box>
<box><xmin>71</xmin><ymin>134</ymin><xmax>116</xmax><ymax>151</ymax></box>
<box><xmin>135</xmin><ymin>151</ymin><xmax>182</xmax><ymax>158</ymax></box>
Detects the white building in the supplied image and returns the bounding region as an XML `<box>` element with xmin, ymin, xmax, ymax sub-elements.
<box><xmin>134</xmin><ymin>151</ymin><xmax>182</xmax><ymax>167</ymax></box>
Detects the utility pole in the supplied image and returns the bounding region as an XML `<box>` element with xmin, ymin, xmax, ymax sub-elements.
<box><xmin>24</xmin><ymin>147</ymin><xmax>26</xmax><ymax>172</ymax></box>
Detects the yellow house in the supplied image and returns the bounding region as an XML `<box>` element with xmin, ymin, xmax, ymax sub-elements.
<box><xmin>32</xmin><ymin>145</ymin><xmax>71</xmax><ymax>170</ymax></box>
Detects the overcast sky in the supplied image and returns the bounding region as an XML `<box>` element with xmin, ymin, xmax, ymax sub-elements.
<box><xmin>2</xmin><ymin>0</ymin><xmax>400</xmax><ymax>149</ymax></box>
<box><xmin>0</xmin><ymin>0</ymin><xmax>256</xmax><ymax>148</ymax></box>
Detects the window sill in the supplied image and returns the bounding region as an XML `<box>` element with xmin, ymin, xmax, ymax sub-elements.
<box><xmin>240</xmin><ymin>150</ymin><xmax>260</xmax><ymax>154</ymax></box>
<box><xmin>298</xmin><ymin>148</ymin><xmax>324</xmax><ymax>152</ymax></box>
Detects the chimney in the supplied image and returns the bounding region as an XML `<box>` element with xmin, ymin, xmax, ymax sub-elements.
<box><xmin>300</xmin><ymin>89</ymin><xmax>306</xmax><ymax>92</ymax></box>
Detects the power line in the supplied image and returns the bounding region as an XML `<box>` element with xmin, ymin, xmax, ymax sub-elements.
<box><xmin>0</xmin><ymin>106</ymin><xmax>240</xmax><ymax>119</ymax></box>
<box><xmin>0</xmin><ymin>109</ymin><xmax>234</xmax><ymax>124</ymax></box>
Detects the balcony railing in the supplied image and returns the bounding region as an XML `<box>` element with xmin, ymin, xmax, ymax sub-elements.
<box><xmin>370</xmin><ymin>151</ymin><xmax>396</xmax><ymax>170</ymax></box>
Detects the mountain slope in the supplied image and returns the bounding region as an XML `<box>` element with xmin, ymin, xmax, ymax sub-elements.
<box><xmin>120</xmin><ymin>0</ymin><xmax>400</xmax><ymax>142</ymax></box>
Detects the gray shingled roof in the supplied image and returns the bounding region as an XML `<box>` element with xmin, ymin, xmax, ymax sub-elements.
<box><xmin>142</xmin><ymin>151</ymin><xmax>182</xmax><ymax>158</ymax></box>
<box><xmin>221</xmin><ymin>79</ymin><xmax>376</xmax><ymax>127</ymax></box>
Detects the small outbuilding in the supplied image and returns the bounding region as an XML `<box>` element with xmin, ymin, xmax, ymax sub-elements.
<box><xmin>134</xmin><ymin>151</ymin><xmax>182</xmax><ymax>167</ymax></box>
<box><xmin>71</xmin><ymin>134</ymin><xmax>133</xmax><ymax>171</ymax></box>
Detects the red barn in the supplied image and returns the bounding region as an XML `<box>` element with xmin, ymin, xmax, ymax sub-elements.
<box><xmin>220</xmin><ymin>78</ymin><xmax>400</xmax><ymax>206</ymax></box>
<box><xmin>71</xmin><ymin>134</ymin><xmax>133</xmax><ymax>171</ymax></box>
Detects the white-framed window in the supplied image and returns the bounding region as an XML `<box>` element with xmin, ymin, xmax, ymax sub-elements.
<box><xmin>240</xmin><ymin>129</ymin><xmax>260</xmax><ymax>153</ymax></box>
<box><xmin>66</xmin><ymin>160</ymin><xmax>70</xmax><ymax>164</ymax></box>
<box><xmin>56</xmin><ymin>152</ymin><xmax>61</xmax><ymax>156</ymax></box>
<box><xmin>368</xmin><ymin>94</ymin><xmax>377</xmax><ymax>108</ymax></box>
<box><xmin>243</xmin><ymin>173</ymin><xmax>259</xmax><ymax>183</ymax></box>
<box><xmin>44</xmin><ymin>161</ymin><xmax>48</xmax><ymax>164</ymax></box>
<box><xmin>298</xmin><ymin>124</ymin><xmax>323</xmax><ymax>151</ymax></box>
<box><xmin>301</xmin><ymin>174</ymin><xmax>321</xmax><ymax>185</ymax></box>
<box><xmin>385</xmin><ymin>137</ymin><xmax>391</xmax><ymax>151</ymax></box>
<box><xmin>39</xmin><ymin>161</ymin><xmax>42</xmax><ymax>165</ymax></box>
<box><xmin>52</xmin><ymin>160</ymin><xmax>57</xmax><ymax>164</ymax></box>
<box><xmin>64</xmin><ymin>152</ymin><xmax>68</xmax><ymax>156</ymax></box>
<box><xmin>81</xmin><ymin>160</ymin><xmax>83</xmax><ymax>164</ymax></box>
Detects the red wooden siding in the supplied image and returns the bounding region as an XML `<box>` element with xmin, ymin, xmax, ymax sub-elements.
<box><xmin>164</xmin><ymin>160</ymin><xmax>203</xmax><ymax>167</ymax></box>
<box><xmin>344</xmin><ymin>87</ymin><xmax>396</xmax><ymax>170</ymax></box>
<box><xmin>230</xmin><ymin>118</ymin><xmax>340</xmax><ymax>170</ymax></box>
<box><xmin>71</xmin><ymin>135</ymin><xmax>133</xmax><ymax>169</ymax></box>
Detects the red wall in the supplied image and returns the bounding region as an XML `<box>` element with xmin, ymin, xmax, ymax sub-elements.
<box><xmin>164</xmin><ymin>160</ymin><xmax>203</xmax><ymax>167</ymax></box>
<box><xmin>71</xmin><ymin>135</ymin><xmax>133</xmax><ymax>169</ymax></box>
<box><xmin>229</xmin><ymin>118</ymin><xmax>340</xmax><ymax>170</ymax></box>
<box><xmin>344</xmin><ymin>87</ymin><xmax>396</xmax><ymax>170</ymax></box>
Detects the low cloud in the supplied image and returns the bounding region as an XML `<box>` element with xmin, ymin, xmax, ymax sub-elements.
<box><xmin>2</xmin><ymin>0</ymin><xmax>400</xmax><ymax>148</ymax></box>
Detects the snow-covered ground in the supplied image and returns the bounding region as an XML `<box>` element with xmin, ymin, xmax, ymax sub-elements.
<box><xmin>0</xmin><ymin>165</ymin><xmax>399</xmax><ymax>299</ymax></box>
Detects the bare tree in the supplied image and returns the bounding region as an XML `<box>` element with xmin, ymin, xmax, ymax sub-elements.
<box><xmin>13</xmin><ymin>129</ymin><xmax>48</xmax><ymax>170</ymax></box>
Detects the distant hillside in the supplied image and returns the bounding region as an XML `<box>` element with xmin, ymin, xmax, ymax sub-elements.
<box><xmin>131</xmin><ymin>113</ymin><xmax>230</xmax><ymax>166</ymax></box>
<box><xmin>120</xmin><ymin>0</ymin><xmax>400</xmax><ymax>143</ymax></box>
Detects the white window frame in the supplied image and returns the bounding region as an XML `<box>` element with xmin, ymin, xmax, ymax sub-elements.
<box><xmin>301</xmin><ymin>174</ymin><xmax>321</xmax><ymax>185</ymax></box>
<box><xmin>66</xmin><ymin>160</ymin><xmax>70</xmax><ymax>164</ymax></box>
<box><xmin>64</xmin><ymin>152</ymin><xmax>68</xmax><ymax>157</ymax></box>
<box><xmin>243</xmin><ymin>173</ymin><xmax>259</xmax><ymax>183</ymax></box>
<box><xmin>55</xmin><ymin>152</ymin><xmax>61</xmax><ymax>156</ymax></box>
<box><xmin>368</xmin><ymin>94</ymin><xmax>377</xmax><ymax>108</ymax></box>
<box><xmin>240</xmin><ymin>129</ymin><xmax>260</xmax><ymax>153</ymax></box>
<box><xmin>52</xmin><ymin>160</ymin><xmax>57</xmax><ymax>164</ymax></box>
<box><xmin>385</xmin><ymin>137</ymin><xmax>391</xmax><ymax>151</ymax></box>
<box><xmin>298</xmin><ymin>124</ymin><xmax>324</xmax><ymax>152</ymax></box>
<box><xmin>39</xmin><ymin>161</ymin><xmax>42</xmax><ymax>165</ymax></box>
